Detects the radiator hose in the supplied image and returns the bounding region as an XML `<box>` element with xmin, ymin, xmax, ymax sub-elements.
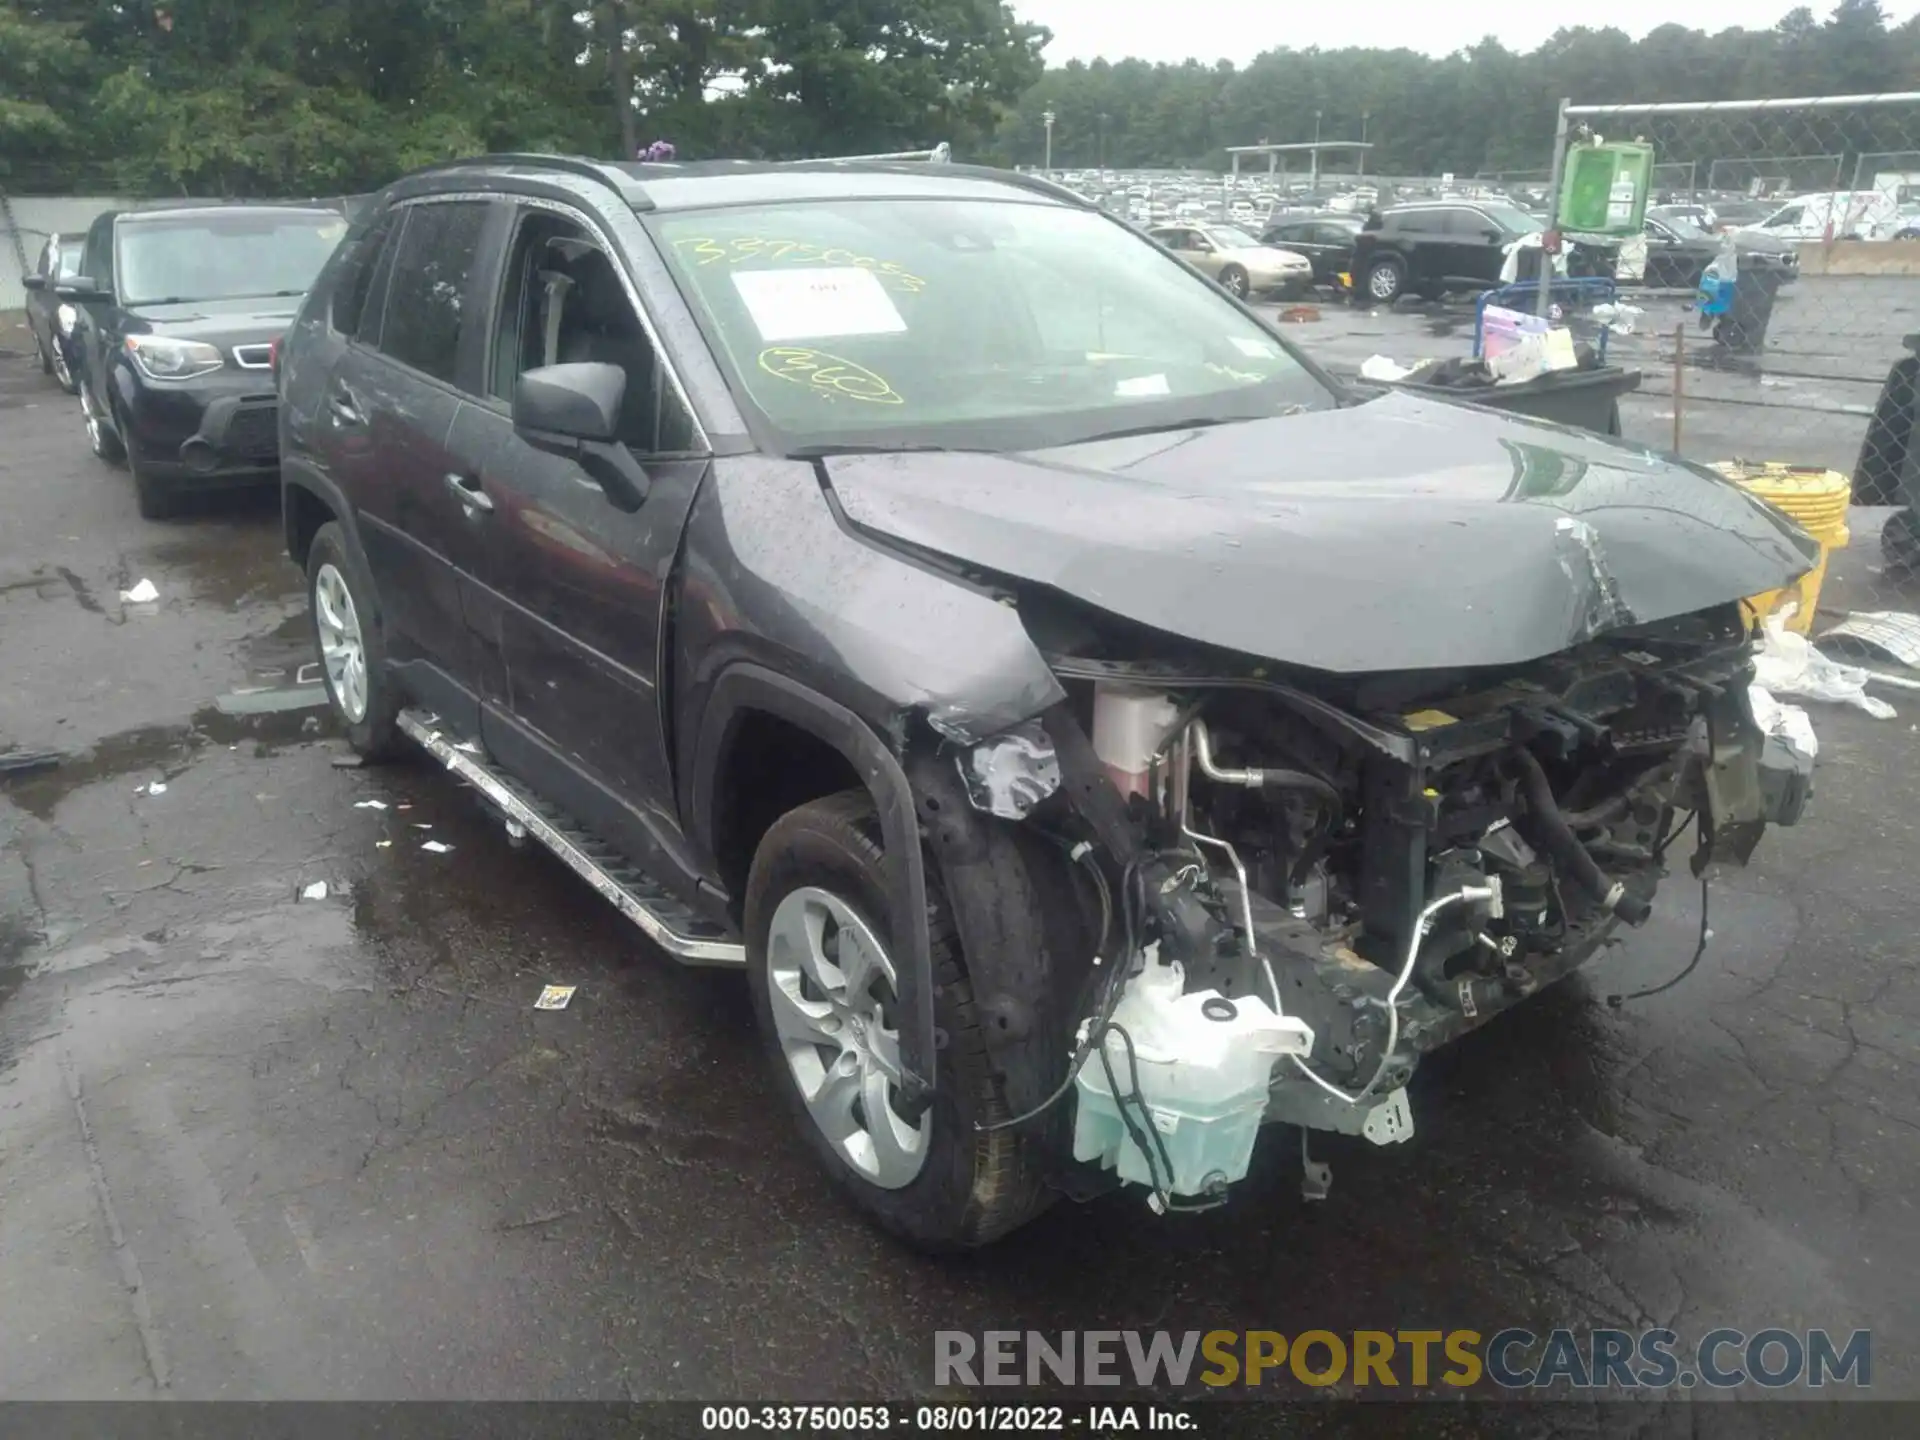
<box><xmin>1511</xmin><ymin>746</ymin><xmax>1653</xmax><ymax>926</ymax></box>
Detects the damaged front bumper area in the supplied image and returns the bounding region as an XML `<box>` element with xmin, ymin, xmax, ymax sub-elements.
<box><xmin>938</xmin><ymin>602</ymin><xmax>1812</xmax><ymax>1214</ymax></box>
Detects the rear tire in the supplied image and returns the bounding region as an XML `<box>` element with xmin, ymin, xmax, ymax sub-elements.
<box><xmin>306</xmin><ymin>521</ymin><xmax>401</xmax><ymax>760</ymax></box>
<box><xmin>1364</xmin><ymin>257</ymin><xmax>1405</xmax><ymax>304</ymax></box>
<box><xmin>36</xmin><ymin>333</ymin><xmax>53</xmax><ymax>376</ymax></box>
<box><xmin>745</xmin><ymin>791</ymin><xmax>1052</xmax><ymax>1250</ymax></box>
<box><xmin>1218</xmin><ymin>264</ymin><xmax>1250</xmax><ymax>299</ymax></box>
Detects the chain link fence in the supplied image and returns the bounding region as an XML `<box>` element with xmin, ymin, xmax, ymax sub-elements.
<box><xmin>1547</xmin><ymin>93</ymin><xmax>1920</xmax><ymax>623</ymax></box>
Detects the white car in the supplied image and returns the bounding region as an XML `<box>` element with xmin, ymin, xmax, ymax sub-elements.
<box><xmin>1752</xmin><ymin>190</ymin><xmax>1896</xmax><ymax>241</ymax></box>
<box><xmin>1148</xmin><ymin>221</ymin><xmax>1314</xmax><ymax>298</ymax></box>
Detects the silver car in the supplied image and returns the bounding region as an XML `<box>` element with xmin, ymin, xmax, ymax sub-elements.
<box><xmin>1148</xmin><ymin>222</ymin><xmax>1314</xmax><ymax>298</ymax></box>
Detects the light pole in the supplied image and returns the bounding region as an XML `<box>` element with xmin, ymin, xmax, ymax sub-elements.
<box><xmin>1360</xmin><ymin>110</ymin><xmax>1370</xmax><ymax>180</ymax></box>
<box><xmin>1042</xmin><ymin>109</ymin><xmax>1055</xmax><ymax>177</ymax></box>
<box><xmin>1311</xmin><ymin>109</ymin><xmax>1323</xmax><ymax>196</ymax></box>
<box><xmin>1098</xmin><ymin>112</ymin><xmax>1108</xmax><ymax>174</ymax></box>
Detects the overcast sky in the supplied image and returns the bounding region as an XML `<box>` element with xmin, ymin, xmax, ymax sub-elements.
<box><xmin>1025</xmin><ymin>1</ymin><xmax>1920</xmax><ymax>67</ymax></box>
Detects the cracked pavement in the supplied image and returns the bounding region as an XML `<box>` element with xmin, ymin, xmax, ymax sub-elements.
<box><xmin>0</xmin><ymin>316</ymin><xmax>1915</xmax><ymax>1413</ymax></box>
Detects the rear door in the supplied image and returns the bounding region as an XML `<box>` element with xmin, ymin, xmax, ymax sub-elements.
<box><xmin>334</xmin><ymin>196</ymin><xmax>507</xmax><ymax>732</ymax></box>
<box><xmin>1445</xmin><ymin>208</ymin><xmax>1506</xmax><ymax>283</ymax></box>
<box><xmin>445</xmin><ymin>199</ymin><xmax>711</xmax><ymax>870</ymax></box>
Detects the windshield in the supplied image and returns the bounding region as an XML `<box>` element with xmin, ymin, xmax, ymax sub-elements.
<box><xmin>117</xmin><ymin>211</ymin><xmax>347</xmax><ymax>306</ymax></box>
<box><xmin>1212</xmin><ymin>224</ymin><xmax>1261</xmax><ymax>248</ymax></box>
<box><xmin>1658</xmin><ymin>211</ymin><xmax>1710</xmax><ymax>235</ymax></box>
<box><xmin>1479</xmin><ymin>204</ymin><xmax>1544</xmax><ymax>237</ymax></box>
<box><xmin>651</xmin><ymin>198</ymin><xmax>1332</xmax><ymax>453</ymax></box>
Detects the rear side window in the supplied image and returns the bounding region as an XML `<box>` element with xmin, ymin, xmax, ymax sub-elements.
<box><xmin>378</xmin><ymin>201</ymin><xmax>491</xmax><ymax>385</ymax></box>
<box><xmin>330</xmin><ymin>214</ymin><xmax>398</xmax><ymax>338</ymax></box>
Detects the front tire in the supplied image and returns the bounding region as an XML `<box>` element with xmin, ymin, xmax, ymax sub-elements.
<box><xmin>745</xmin><ymin>791</ymin><xmax>1051</xmax><ymax>1250</ymax></box>
<box><xmin>1217</xmin><ymin>263</ymin><xmax>1251</xmax><ymax>299</ymax></box>
<box><xmin>82</xmin><ymin>383</ymin><xmax>125</xmax><ymax>465</ymax></box>
<box><xmin>306</xmin><ymin>521</ymin><xmax>401</xmax><ymax>759</ymax></box>
<box><xmin>50</xmin><ymin>337</ymin><xmax>77</xmax><ymax>395</ymax></box>
<box><xmin>1364</xmin><ymin>256</ymin><xmax>1405</xmax><ymax>304</ymax></box>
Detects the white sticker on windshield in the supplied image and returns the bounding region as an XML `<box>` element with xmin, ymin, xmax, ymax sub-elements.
<box><xmin>731</xmin><ymin>267</ymin><xmax>907</xmax><ymax>342</ymax></box>
<box><xmin>1115</xmin><ymin>374</ymin><xmax>1171</xmax><ymax>397</ymax></box>
<box><xmin>1229</xmin><ymin>336</ymin><xmax>1279</xmax><ymax>358</ymax></box>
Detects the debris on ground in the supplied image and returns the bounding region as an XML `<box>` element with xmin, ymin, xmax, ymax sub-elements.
<box><xmin>331</xmin><ymin>753</ymin><xmax>367</xmax><ymax>770</ymax></box>
<box><xmin>1360</xmin><ymin>354</ymin><xmax>1418</xmax><ymax>382</ymax></box>
<box><xmin>421</xmin><ymin>840</ymin><xmax>453</xmax><ymax>854</ymax></box>
<box><xmin>118</xmin><ymin>578</ymin><xmax>159</xmax><ymax>604</ymax></box>
<box><xmin>1818</xmin><ymin>611</ymin><xmax>1920</xmax><ymax>668</ymax></box>
<box><xmin>354</xmin><ymin>800</ymin><xmax>388</xmax><ymax>810</ymax></box>
<box><xmin>300</xmin><ymin>881</ymin><xmax>329</xmax><ymax>901</ymax></box>
<box><xmin>1754</xmin><ymin>608</ymin><xmax>1897</xmax><ymax>718</ymax></box>
<box><xmin>0</xmin><ymin>750</ymin><xmax>63</xmax><ymax>780</ymax></box>
<box><xmin>140</xmin><ymin>780</ymin><xmax>168</xmax><ymax>796</ymax></box>
<box><xmin>1276</xmin><ymin>305</ymin><xmax>1321</xmax><ymax>324</ymax></box>
<box><xmin>534</xmin><ymin>985</ymin><xmax>576</xmax><ymax>1011</ymax></box>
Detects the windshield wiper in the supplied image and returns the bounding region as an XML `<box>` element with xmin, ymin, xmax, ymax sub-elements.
<box><xmin>787</xmin><ymin>441</ymin><xmax>978</xmax><ymax>458</ymax></box>
<box><xmin>1073</xmin><ymin>415</ymin><xmax>1243</xmax><ymax>444</ymax></box>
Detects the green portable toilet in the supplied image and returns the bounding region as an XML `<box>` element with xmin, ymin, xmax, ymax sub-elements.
<box><xmin>1558</xmin><ymin>141</ymin><xmax>1654</xmax><ymax>235</ymax></box>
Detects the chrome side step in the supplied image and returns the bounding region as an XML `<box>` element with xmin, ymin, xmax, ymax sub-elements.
<box><xmin>396</xmin><ymin>709</ymin><xmax>746</xmax><ymax>968</ymax></box>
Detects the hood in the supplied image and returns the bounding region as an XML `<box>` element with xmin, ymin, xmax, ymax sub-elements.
<box><xmin>127</xmin><ymin>294</ymin><xmax>304</xmax><ymax>346</ymax></box>
<box><xmin>823</xmin><ymin>391</ymin><xmax>1819</xmax><ymax>675</ymax></box>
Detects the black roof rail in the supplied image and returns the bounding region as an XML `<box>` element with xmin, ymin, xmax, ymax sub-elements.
<box><xmin>399</xmin><ymin>153</ymin><xmax>653</xmax><ymax>208</ymax></box>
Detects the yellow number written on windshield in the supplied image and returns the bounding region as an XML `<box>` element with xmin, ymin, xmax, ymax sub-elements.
<box><xmin>675</xmin><ymin>236</ymin><xmax>926</xmax><ymax>293</ymax></box>
<box><xmin>758</xmin><ymin>347</ymin><xmax>904</xmax><ymax>405</ymax></box>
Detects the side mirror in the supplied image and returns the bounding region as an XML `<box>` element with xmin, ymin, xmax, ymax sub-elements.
<box><xmin>512</xmin><ymin>361</ymin><xmax>649</xmax><ymax>511</ymax></box>
<box><xmin>55</xmin><ymin>276</ymin><xmax>111</xmax><ymax>303</ymax></box>
<box><xmin>21</xmin><ymin>274</ymin><xmax>46</xmax><ymax>292</ymax></box>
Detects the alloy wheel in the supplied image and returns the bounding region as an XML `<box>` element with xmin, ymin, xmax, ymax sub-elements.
<box><xmin>51</xmin><ymin>342</ymin><xmax>73</xmax><ymax>391</ymax></box>
<box><xmin>313</xmin><ymin>562</ymin><xmax>369</xmax><ymax>723</ymax></box>
<box><xmin>765</xmin><ymin>885</ymin><xmax>929</xmax><ymax>1190</ymax></box>
<box><xmin>1369</xmin><ymin>265</ymin><xmax>1399</xmax><ymax>300</ymax></box>
<box><xmin>81</xmin><ymin>386</ymin><xmax>105</xmax><ymax>455</ymax></box>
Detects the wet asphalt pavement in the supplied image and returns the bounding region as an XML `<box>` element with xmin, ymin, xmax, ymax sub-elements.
<box><xmin>1</xmin><ymin>308</ymin><xmax>1917</xmax><ymax>1419</ymax></box>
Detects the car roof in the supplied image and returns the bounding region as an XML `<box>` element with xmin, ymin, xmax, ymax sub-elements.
<box><xmin>117</xmin><ymin>203</ymin><xmax>342</xmax><ymax>227</ymax></box>
<box><xmin>389</xmin><ymin>153</ymin><xmax>1092</xmax><ymax>215</ymax></box>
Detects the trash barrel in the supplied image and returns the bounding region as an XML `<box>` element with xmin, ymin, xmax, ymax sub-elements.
<box><xmin>1713</xmin><ymin>256</ymin><xmax>1787</xmax><ymax>353</ymax></box>
<box><xmin>1392</xmin><ymin>365</ymin><xmax>1640</xmax><ymax>436</ymax></box>
<box><xmin>1711</xmin><ymin>462</ymin><xmax>1851</xmax><ymax>633</ymax></box>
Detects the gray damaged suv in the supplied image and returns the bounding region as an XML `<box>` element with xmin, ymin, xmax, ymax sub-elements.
<box><xmin>277</xmin><ymin>151</ymin><xmax>1816</xmax><ymax>1249</ymax></box>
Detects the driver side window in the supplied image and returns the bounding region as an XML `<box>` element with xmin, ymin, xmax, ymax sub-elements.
<box><xmin>490</xmin><ymin>209</ymin><xmax>696</xmax><ymax>454</ymax></box>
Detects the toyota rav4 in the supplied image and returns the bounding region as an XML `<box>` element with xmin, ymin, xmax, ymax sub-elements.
<box><xmin>277</xmin><ymin>152</ymin><xmax>1816</xmax><ymax>1250</ymax></box>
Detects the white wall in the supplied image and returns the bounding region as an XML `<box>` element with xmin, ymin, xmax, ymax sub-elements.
<box><xmin>0</xmin><ymin>196</ymin><xmax>127</xmax><ymax>311</ymax></box>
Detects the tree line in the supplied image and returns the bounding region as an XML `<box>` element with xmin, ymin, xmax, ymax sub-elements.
<box><xmin>1</xmin><ymin>0</ymin><xmax>1915</xmax><ymax>198</ymax></box>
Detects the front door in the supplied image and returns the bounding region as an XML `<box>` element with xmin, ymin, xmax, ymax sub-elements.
<box><xmin>336</xmin><ymin>197</ymin><xmax>505</xmax><ymax>732</ymax></box>
<box><xmin>450</xmin><ymin>203</ymin><xmax>709</xmax><ymax>869</ymax></box>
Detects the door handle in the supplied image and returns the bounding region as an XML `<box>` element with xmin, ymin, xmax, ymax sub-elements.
<box><xmin>445</xmin><ymin>472</ymin><xmax>494</xmax><ymax>513</ymax></box>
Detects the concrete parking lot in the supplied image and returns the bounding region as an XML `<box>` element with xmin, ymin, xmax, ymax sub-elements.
<box><xmin>1</xmin><ymin>301</ymin><xmax>1917</xmax><ymax>1421</ymax></box>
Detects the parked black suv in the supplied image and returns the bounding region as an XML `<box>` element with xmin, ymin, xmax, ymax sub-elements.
<box><xmin>279</xmin><ymin>153</ymin><xmax>1814</xmax><ymax>1249</ymax></box>
<box><xmin>60</xmin><ymin>203</ymin><xmax>347</xmax><ymax>517</ymax></box>
<box><xmin>20</xmin><ymin>231</ymin><xmax>85</xmax><ymax>393</ymax></box>
<box><xmin>1350</xmin><ymin>200</ymin><xmax>1546</xmax><ymax>304</ymax></box>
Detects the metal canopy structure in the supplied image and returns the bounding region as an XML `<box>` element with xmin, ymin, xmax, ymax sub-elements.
<box><xmin>1225</xmin><ymin>140</ymin><xmax>1375</xmax><ymax>191</ymax></box>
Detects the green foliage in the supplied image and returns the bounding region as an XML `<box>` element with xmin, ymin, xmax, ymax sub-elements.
<box><xmin>2</xmin><ymin>0</ymin><xmax>1916</xmax><ymax>196</ymax></box>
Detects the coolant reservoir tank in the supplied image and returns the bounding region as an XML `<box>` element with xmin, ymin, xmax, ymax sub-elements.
<box><xmin>1090</xmin><ymin>685</ymin><xmax>1180</xmax><ymax>799</ymax></box>
<box><xmin>1071</xmin><ymin>959</ymin><xmax>1314</xmax><ymax>1198</ymax></box>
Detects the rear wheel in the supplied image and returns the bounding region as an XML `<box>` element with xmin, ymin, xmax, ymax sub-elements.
<box><xmin>307</xmin><ymin>521</ymin><xmax>401</xmax><ymax>759</ymax></box>
<box><xmin>50</xmin><ymin>337</ymin><xmax>76</xmax><ymax>394</ymax></box>
<box><xmin>1217</xmin><ymin>263</ymin><xmax>1251</xmax><ymax>299</ymax></box>
<box><xmin>35</xmin><ymin>332</ymin><xmax>53</xmax><ymax>376</ymax></box>
<box><xmin>1364</xmin><ymin>256</ymin><xmax>1405</xmax><ymax>304</ymax></box>
<box><xmin>745</xmin><ymin>791</ymin><xmax>1051</xmax><ymax>1250</ymax></box>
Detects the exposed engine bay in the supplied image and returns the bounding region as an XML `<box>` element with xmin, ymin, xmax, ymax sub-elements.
<box><xmin>957</xmin><ymin>600</ymin><xmax>1814</xmax><ymax>1214</ymax></box>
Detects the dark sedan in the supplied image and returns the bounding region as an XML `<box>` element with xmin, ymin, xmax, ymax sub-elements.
<box><xmin>60</xmin><ymin>204</ymin><xmax>347</xmax><ymax>518</ymax></box>
<box><xmin>1639</xmin><ymin>207</ymin><xmax>1798</xmax><ymax>288</ymax></box>
<box><xmin>19</xmin><ymin>232</ymin><xmax>85</xmax><ymax>394</ymax></box>
<box><xmin>1258</xmin><ymin>213</ymin><xmax>1363</xmax><ymax>287</ymax></box>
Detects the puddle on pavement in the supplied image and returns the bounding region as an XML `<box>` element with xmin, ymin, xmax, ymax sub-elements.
<box><xmin>135</xmin><ymin>516</ymin><xmax>296</xmax><ymax>611</ymax></box>
<box><xmin>0</xmin><ymin>703</ymin><xmax>339</xmax><ymax>822</ymax></box>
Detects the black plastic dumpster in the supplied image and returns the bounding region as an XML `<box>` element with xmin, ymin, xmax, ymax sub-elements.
<box><xmin>1393</xmin><ymin>365</ymin><xmax>1641</xmax><ymax>436</ymax></box>
<box><xmin>1713</xmin><ymin>255</ymin><xmax>1787</xmax><ymax>353</ymax></box>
